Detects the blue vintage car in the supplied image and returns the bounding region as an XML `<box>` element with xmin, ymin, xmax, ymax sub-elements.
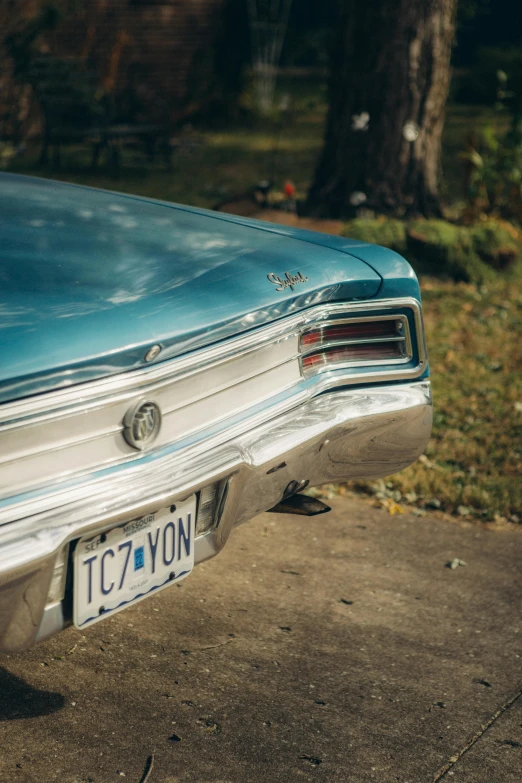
<box><xmin>0</xmin><ymin>173</ymin><xmax>432</xmax><ymax>651</ymax></box>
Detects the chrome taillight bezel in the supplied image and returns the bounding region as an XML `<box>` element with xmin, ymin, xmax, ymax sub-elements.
<box><xmin>299</xmin><ymin>313</ymin><xmax>415</xmax><ymax>378</ymax></box>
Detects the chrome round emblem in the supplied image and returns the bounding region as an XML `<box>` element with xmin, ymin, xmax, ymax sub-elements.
<box><xmin>123</xmin><ymin>400</ymin><xmax>162</xmax><ymax>450</ymax></box>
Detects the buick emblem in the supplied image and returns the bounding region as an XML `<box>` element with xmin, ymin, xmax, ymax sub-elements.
<box><xmin>123</xmin><ymin>400</ymin><xmax>162</xmax><ymax>450</ymax></box>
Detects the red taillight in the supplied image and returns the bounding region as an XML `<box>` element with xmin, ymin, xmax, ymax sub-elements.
<box><xmin>301</xmin><ymin>319</ymin><xmax>402</xmax><ymax>348</ymax></box>
<box><xmin>300</xmin><ymin>318</ymin><xmax>409</xmax><ymax>375</ymax></box>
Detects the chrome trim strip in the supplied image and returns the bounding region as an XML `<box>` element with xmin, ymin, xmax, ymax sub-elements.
<box><xmin>300</xmin><ymin>336</ymin><xmax>406</xmax><ymax>354</ymax></box>
<box><xmin>0</xmin><ymin>298</ymin><xmax>426</xmax><ymax>423</ymax></box>
<box><xmin>0</xmin><ymin>338</ymin><xmax>301</xmax><ymax>430</ymax></box>
<box><xmin>300</xmin><ymin>312</ymin><xmax>407</xmax><ymax>334</ymax></box>
<box><xmin>0</xmin><ymin>359</ymin><xmax>428</xmax><ymax>525</ymax></box>
<box><xmin>0</xmin><ymin>360</ymin><xmax>302</xmax><ymax>497</ymax></box>
<box><xmin>0</xmin><ymin>298</ymin><xmax>427</xmax><ymax>502</ymax></box>
<box><xmin>300</xmin><ymin>355</ymin><xmax>411</xmax><ymax>377</ymax></box>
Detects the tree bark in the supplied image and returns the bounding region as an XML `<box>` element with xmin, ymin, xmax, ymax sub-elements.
<box><xmin>307</xmin><ymin>0</ymin><xmax>457</xmax><ymax>218</ymax></box>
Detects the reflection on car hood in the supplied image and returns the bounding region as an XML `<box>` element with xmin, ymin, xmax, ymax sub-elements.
<box><xmin>0</xmin><ymin>174</ymin><xmax>383</xmax><ymax>402</ymax></box>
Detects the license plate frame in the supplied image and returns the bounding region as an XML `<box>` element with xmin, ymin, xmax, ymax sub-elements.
<box><xmin>73</xmin><ymin>495</ymin><xmax>196</xmax><ymax>629</ymax></box>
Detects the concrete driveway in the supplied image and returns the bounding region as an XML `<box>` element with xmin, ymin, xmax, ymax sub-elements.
<box><xmin>0</xmin><ymin>497</ymin><xmax>520</xmax><ymax>783</ymax></box>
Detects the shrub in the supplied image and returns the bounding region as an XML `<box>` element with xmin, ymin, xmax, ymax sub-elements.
<box><xmin>459</xmin><ymin>61</ymin><xmax>522</xmax><ymax>223</ymax></box>
<box><xmin>470</xmin><ymin>222</ymin><xmax>520</xmax><ymax>270</ymax></box>
<box><xmin>454</xmin><ymin>46</ymin><xmax>522</xmax><ymax>106</ymax></box>
<box><xmin>462</xmin><ymin>125</ymin><xmax>522</xmax><ymax>223</ymax></box>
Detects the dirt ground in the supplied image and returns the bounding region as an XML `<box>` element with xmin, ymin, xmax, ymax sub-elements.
<box><xmin>0</xmin><ymin>497</ymin><xmax>521</xmax><ymax>783</ymax></box>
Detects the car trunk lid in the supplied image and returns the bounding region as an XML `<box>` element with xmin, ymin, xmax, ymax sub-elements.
<box><xmin>0</xmin><ymin>174</ymin><xmax>382</xmax><ymax>403</ymax></box>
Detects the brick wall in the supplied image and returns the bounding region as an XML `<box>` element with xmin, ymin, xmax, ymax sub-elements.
<box><xmin>52</xmin><ymin>0</ymin><xmax>228</xmax><ymax>114</ymax></box>
<box><xmin>0</xmin><ymin>0</ymin><xmax>237</xmax><ymax>140</ymax></box>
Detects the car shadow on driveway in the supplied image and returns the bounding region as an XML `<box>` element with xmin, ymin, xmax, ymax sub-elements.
<box><xmin>0</xmin><ymin>666</ymin><xmax>65</xmax><ymax>720</ymax></box>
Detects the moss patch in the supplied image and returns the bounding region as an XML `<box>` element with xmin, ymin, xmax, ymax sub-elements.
<box><xmin>343</xmin><ymin>217</ymin><xmax>522</xmax><ymax>283</ymax></box>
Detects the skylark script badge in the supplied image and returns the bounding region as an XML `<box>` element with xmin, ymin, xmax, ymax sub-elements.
<box><xmin>267</xmin><ymin>271</ymin><xmax>309</xmax><ymax>292</ymax></box>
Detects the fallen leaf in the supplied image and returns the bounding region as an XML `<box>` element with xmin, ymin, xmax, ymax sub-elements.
<box><xmin>196</xmin><ymin>717</ymin><xmax>221</xmax><ymax>735</ymax></box>
<box><xmin>446</xmin><ymin>558</ymin><xmax>467</xmax><ymax>569</ymax></box>
<box><xmin>380</xmin><ymin>498</ymin><xmax>404</xmax><ymax>515</ymax></box>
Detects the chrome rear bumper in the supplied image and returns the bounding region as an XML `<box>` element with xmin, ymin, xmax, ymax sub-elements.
<box><xmin>0</xmin><ymin>381</ymin><xmax>432</xmax><ymax>652</ymax></box>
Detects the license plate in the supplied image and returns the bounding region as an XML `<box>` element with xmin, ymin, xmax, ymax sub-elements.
<box><xmin>73</xmin><ymin>495</ymin><xmax>196</xmax><ymax>628</ymax></box>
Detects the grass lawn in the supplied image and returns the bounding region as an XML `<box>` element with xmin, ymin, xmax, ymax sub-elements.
<box><xmin>4</xmin><ymin>78</ymin><xmax>521</xmax><ymax>523</ymax></box>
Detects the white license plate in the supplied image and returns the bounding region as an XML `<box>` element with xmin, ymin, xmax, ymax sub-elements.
<box><xmin>73</xmin><ymin>495</ymin><xmax>196</xmax><ymax>629</ymax></box>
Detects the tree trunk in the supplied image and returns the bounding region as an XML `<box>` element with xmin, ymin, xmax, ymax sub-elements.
<box><xmin>307</xmin><ymin>0</ymin><xmax>456</xmax><ymax>218</ymax></box>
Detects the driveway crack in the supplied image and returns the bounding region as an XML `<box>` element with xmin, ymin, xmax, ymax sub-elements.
<box><xmin>432</xmin><ymin>686</ymin><xmax>522</xmax><ymax>782</ymax></box>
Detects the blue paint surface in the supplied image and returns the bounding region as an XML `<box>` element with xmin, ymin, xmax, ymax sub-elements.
<box><xmin>0</xmin><ymin>173</ymin><xmax>422</xmax><ymax>402</ymax></box>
